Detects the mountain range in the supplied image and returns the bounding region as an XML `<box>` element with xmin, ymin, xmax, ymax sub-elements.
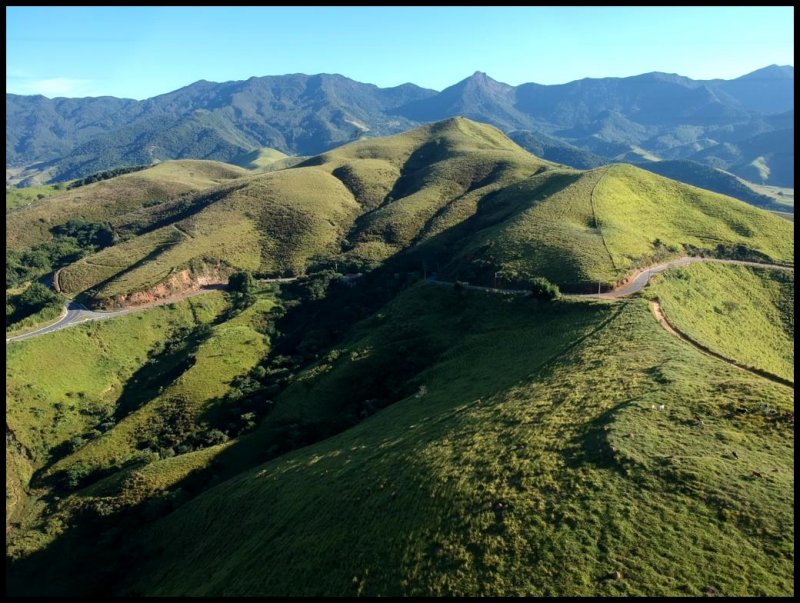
<box><xmin>6</xmin><ymin>65</ymin><xmax>793</xmax><ymax>188</ymax></box>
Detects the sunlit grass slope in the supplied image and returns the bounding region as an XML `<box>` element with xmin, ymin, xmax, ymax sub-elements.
<box><xmin>57</xmin><ymin>166</ymin><xmax>361</xmax><ymax>305</ymax></box>
<box><xmin>594</xmin><ymin>164</ymin><xmax>794</xmax><ymax>270</ymax></box>
<box><xmin>6</xmin><ymin>291</ymin><xmax>275</xmax><ymax>558</ymax></box>
<box><xmin>7</xmin><ymin>160</ymin><xmax>249</xmax><ymax>251</ymax></box>
<box><xmin>6</xmin><ymin>293</ymin><xmax>228</xmax><ymax>468</ymax></box>
<box><xmin>122</xmin><ymin>287</ymin><xmax>793</xmax><ymax>597</ymax></box>
<box><xmin>647</xmin><ymin>262</ymin><xmax>794</xmax><ymax>382</ymax></box>
<box><xmin>229</xmin><ymin>147</ymin><xmax>306</xmax><ymax>172</ymax></box>
<box><xmin>49</xmin><ymin>118</ymin><xmax>793</xmax><ymax>303</ymax></box>
<box><xmin>445</xmin><ymin>164</ymin><xmax>793</xmax><ymax>290</ymax></box>
<box><xmin>6</xmin><ymin>183</ymin><xmax>66</xmax><ymax>211</ymax></box>
<box><xmin>43</xmin><ymin>296</ymin><xmax>271</xmax><ymax>483</ymax></box>
<box><xmin>57</xmin><ymin>118</ymin><xmax>554</xmax><ymax>304</ymax></box>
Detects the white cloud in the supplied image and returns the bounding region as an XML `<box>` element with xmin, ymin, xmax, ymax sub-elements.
<box><xmin>8</xmin><ymin>76</ymin><xmax>95</xmax><ymax>97</ymax></box>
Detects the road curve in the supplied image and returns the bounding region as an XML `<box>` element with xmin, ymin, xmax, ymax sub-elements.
<box><xmin>427</xmin><ymin>258</ymin><xmax>794</xmax><ymax>388</ymax></box>
<box><xmin>592</xmin><ymin>257</ymin><xmax>794</xmax><ymax>299</ymax></box>
<box><xmin>6</xmin><ymin>289</ymin><xmax>220</xmax><ymax>344</ymax></box>
<box><xmin>6</xmin><ymin>277</ymin><xmax>298</xmax><ymax>344</ymax></box>
<box><xmin>428</xmin><ymin>257</ymin><xmax>793</xmax><ymax>300</ymax></box>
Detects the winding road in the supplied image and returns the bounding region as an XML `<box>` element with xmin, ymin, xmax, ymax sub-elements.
<box><xmin>428</xmin><ymin>256</ymin><xmax>793</xmax><ymax>299</ymax></box>
<box><xmin>428</xmin><ymin>256</ymin><xmax>794</xmax><ymax>387</ymax></box>
<box><xmin>6</xmin><ymin>278</ymin><xmax>298</xmax><ymax>344</ymax></box>
<box><xmin>592</xmin><ymin>257</ymin><xmax>793</xmax><ymax>299</ymax></box>
<box><xmin>8</xmin><ymin>256</ymin><xmax>794</xmax><ymax>387</ymax></box>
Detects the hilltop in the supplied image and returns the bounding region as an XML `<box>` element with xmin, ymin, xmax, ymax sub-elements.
<box><xmin>27</xmin><ymin>118</ymin><xmax>791</xmax><ymax>307</ymax></box>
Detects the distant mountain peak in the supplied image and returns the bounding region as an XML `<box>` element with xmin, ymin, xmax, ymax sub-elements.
<box><xmin>459</xmin><ymin>71</ymin><xmax>507</xmax><ymax>88</ymax></box>
<box><xmin>737</xmin><ymin>64</ymin><xmax>794</xmax><ymax>80</ymax></box>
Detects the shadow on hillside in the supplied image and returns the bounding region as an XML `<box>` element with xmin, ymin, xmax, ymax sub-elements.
<box><xmin>111</xmin><ymin>324</ymin><xmax>210</xmax><ymax>422</ymax></box>
<box><xmin>567</xmin><ymin>397</ymin><xmax>644</xmax><ymax>473</ymax></box>
<box><xmin>6</xmin><ymin>450</ymin><xmax>231</xmax><ymax>597</ymax></box>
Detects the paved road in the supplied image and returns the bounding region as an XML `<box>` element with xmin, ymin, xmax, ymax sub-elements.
<box><xmin>428</xmin><ymin>257</ymin><xmax>793</xmax><ymax>300</ymax></box>
<box><xmin>592</xmin><ymin>257</ymin><xmax>794</xmax><ymax>299</ymax></box>
<box><xmin>6</xmin><ymin>277</ymin><xmax>298</xmax><ymax>344</ymax></box>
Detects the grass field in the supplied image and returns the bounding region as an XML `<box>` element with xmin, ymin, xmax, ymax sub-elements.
<box><xmin>6</xmin><ymin>292</ymin><xmax>229</xmax><ymax>466</ymax></box>
<box><xmin>594</xmin><ymin>165</ymin><xmax>794</xmax><ymax>270</ymax></box>
<box><xmin>43</xmin><ymin>295</ymin><xmax>271</xmax><ymax>482</ymax></box>
<box><xmin>6</xmin><ymin>160</ymin><xmax>249</xmax><ymax>251</ymax></box>
<box><xmin>114</xmin><ymin>286</ymin><xmax>793</xmax><ymax>597</ymax></box>
<box><xmin>56</xmin><ymin>118</ymin><xmax>552</xmax><ymax>303</ymax></box>
<box><xmin>646</xmin><ymin>262</ymin><xmax>794</xmax><ymax>382</ymax></box>
<box><xmin>6</xmin><ymin>277</ymin><xmax>794</xmax><ymax>596</ymax></box>
<box><xmin>57</xmin><ymin>166</ymin><xmax>360</xmax><ymax>304</ymax></box>
<box><xmin>6</xmin><ymin>289</ymin><xmax>277</xmax><ymax>559</ymax></box>
<box><xmin>6</xmin><ymin>183</ymin><xmax>68</xmax><ymax>211</ymax></box>
<box><xmin>229</xmin><ymin>147</ymin><xmax>306</xmax><ymax>172</ymax></box>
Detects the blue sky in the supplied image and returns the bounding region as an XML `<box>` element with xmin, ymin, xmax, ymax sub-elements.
<box><xmin>6</xmin><ymin>6</ymin><xmax>794</xmax><ymax>99</ymax></box>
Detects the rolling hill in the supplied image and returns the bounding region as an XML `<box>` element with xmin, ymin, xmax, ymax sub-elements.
<box><xmin>6</xmin><ymin>117</ymin><xmax>794</xmax><ymax>597</ymax></box>
<box><xmin>35</xmin><ymin>118</ymin><xmax>791</xmax><ymax>308</ymax></box>
<box><xmin>7</xmin><ymin>160</ymin><xmax>250</xmax><ymax>251</ymax></box>
<box><xmin>8</xmin><ymin>276</ymin><xmax>793</xmax><ymax>596</ymax></box>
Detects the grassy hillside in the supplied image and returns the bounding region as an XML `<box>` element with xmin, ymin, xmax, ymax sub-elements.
<box><xmin>740</xmin><ymin>181</ymin><xmax>793</xmax><ymax>209</ymax></box>
<box><xmin>646</xmin><ymin>263</ymin><xmax>794</xmax><ymax>382</ymax></box>
<box><xmin>108</xmin><ymin>287</ymin><xmax>794</xmax><ymax>597</ymax></box>
<box><xmin>6</xmin><ymin>116</ymin><xmax>795</xmax><ymax>598</ymax></box>
<box><xmin>6</xmin><ymin>287</ymin><xmax>279</xmax><ymax>560</ymax></box>
<box><xmin>6</xmin><ymin>160</ymin><xmax>249</xmax><ymax>252</ymax></box>
<box><xmin>229</xmin><ymin>147</ymin><xmax>306</xmax><ymax>172</ymax></box>
<box><xmin>636</xmin><ymin>160</ymin><xmax>788</xmax><ymax>212</ymax></box>
<box><xmin>42</xmin><ymin>295</ymin><xmax>271</xmax><ymax>485</ymax></box>
<box><xmin>593</xmin><ymin>165</ymin><xmax>794</xmax><ymax>270</ymax></box>
<box><xmin>443</xmin><ymin>164</ymin><xmax>793</xmax><ymax>291</ymax></box>
<box><xmin>6</xmin><ymin>293</ymin><xmax>228</xmax><ymax>469</ymax></box>
<box><xmin>5</xmin><ymin>292</ymin><xmax>228</xmax><ymax>550</ymax></box>
<box><xmin>55</xmin><ymin>118</ymin><xmax>555</xmax><ymax>306</ymax></box>
<box><xmin>57</xmin><ymin>166</ymin><xmax>361</xmax><ymax>305</ymax></box>
<box><xmin>46</xmin><ymin>118</ymin><xmax>793</xmax><ymax>307</ymax></box>
<box><xmin>6</xmin><ymin>183</ymin><xmax>68</xmax><ymax>211</ymax></box>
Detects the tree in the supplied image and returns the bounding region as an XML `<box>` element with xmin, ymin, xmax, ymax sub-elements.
<box><xmin>529</xmin><ymin>277</ymin><xmax>560</xmax><ymax>301</ymax></box>
<box><xmin>19</xmin><ymin>282</ymin><xmax>60</xmax><ymax>308</ymax></box>
<box><xmin>228</xmin><ymin>271</ymin><xmax>256</xmax><ymax>295</ymax></box>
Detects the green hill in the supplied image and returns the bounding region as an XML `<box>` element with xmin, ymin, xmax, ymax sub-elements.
<box><xmin>41</xmin><ymin>285</ymin><xmax>788</xmax><ymax>597</ymax></box>
<box><xmin>442</xmin><ymin>163</ymin><xmax>793</xmax><ymax>290</ymax></box>
<box><xmin>55</xmin><ymin>118</ymin><xmax>554</xmax><ymax>306</ymax></box>
<box><xmin>49</xmin><ymin>118</ymin><xmax>792</xmax><ymax>307</ymax></box>
<box><xmin>646</xmin><ymin>262</ymin><xmax>794</xmax><ymax>382</ymax></box>
<box><xmin>7</xmin><ymin>160</ymin><xmax>249</xmax><ymax>252</ymax></box>
<box><xmin>6</xmin><ymin>117</ymin><xmax>794</xmax><ymax>597</ymax></box>
<box><xmin>636</xmin><ymin>160</ymin><xmax>789</xmax><ymax>212</ymax></box>
<box><xmin>229</xmin><ymin>147</ymin><xmax>306</xmax><ymax>172</ymax></box>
